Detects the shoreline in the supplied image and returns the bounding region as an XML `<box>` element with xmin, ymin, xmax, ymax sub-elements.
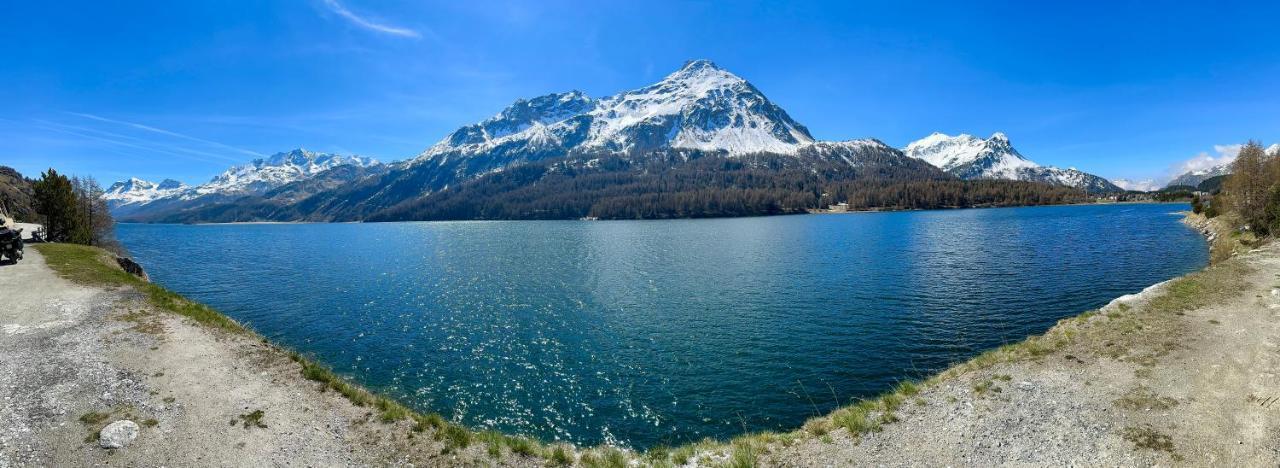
<box><xmin>117</xmin><ymin>200</ymin><xmax>1190</xmax><ymax>226</ymax></box>
<box><xmin>8</xmin><ymin>210</ymin><xmax>1264</xmax><ymax>466</ymax></box>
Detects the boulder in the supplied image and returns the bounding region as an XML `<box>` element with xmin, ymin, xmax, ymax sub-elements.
<box><xmin>115</xmin><ymin>257</ymin><xmax>149</xmax><ymax>282</ymax></box>
<box><xmin>98</xmin><ymin>420</ymin><xmax>140</xmax><ymax>449</ymax></box>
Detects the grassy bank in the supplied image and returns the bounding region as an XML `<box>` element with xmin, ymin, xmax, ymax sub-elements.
<box><xmin>32</xmin><ymin>212</ymin><xmax>1246</xmax><ymax>466</ymax></box>
<box><xmin>32</xmin><ymin>243</ymin><xmax>575</xmax><ymax>465</ymax></box>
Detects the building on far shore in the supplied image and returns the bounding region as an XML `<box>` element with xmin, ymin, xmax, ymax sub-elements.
<box><xmin>828</xmin><ymin>202</ymin><xmax>850</xmax><ymax>213</ymax></box>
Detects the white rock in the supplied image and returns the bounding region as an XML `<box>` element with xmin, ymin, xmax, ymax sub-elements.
<box><xmin>99</xmin><ymin>420</ymin><xmax>140</xmax><ymax>449</ymax></box>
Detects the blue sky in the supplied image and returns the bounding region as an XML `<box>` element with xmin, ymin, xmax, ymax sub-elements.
<box><xmin>3</xmin><ymin>1</ymin><xmax>1278</xmax><ymax>186</ymax></box>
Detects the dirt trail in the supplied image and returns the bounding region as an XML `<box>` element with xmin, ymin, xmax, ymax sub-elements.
<box><xmin>0</xmin><ymin>247</ymin><xmax>537</xmax><ymax>467</ymax></box>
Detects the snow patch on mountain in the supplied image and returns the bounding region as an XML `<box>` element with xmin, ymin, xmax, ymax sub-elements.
<box><xmin>416</xmin><ymin>59</ymin><xmax>814</xmax><ymax>162</ymax></box>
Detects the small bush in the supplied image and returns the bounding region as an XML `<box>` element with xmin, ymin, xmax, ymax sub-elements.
<box><xmin>548</xmin><ymin>446</ymin><xmax>573</xmax><ymax>466</ymax></box>
<box><xmin>507</xmin><ymin>436</ymin><xmax>539</xmax><ymax>457</ymax></box>
<box><xmin>728</xmin><ymin>441</ymin><xmax>758</xmax><ymax>468</ymax></box>
<box><xmin>437</xmin><ymin>423</ymin><xmax>472</xmax><ymax>450</ymax></box>
<box><xmin>831</xmin><ymin>404</ymin><xmax>878</xmax><ymax>434</ymax></box>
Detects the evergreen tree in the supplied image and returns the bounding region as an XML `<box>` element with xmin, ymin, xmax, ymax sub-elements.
<box><xmin>32</xmin><ymin>168</ymin><xmax>79</xmax><ymax>242</ymax></box>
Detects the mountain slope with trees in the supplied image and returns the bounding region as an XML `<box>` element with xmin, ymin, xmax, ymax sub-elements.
<box><xmin>113</xmin><ymin>60</ymin><xmax>1115</xmax><ymax>223</ymax></box>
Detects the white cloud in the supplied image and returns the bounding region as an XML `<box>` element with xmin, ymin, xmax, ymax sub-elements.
<box><xmin>1110</xmin><ymin>178</ymin><xmax>1159</xmax><ymax>192</ymax></box>
<box><xmin>1114</xmin><ymin>142</ymin><xmax>1275</xmax><ymax>188</ymax></box>
<box><xmin>321</xmin><ymin>0</ymin><xmax>420</xmax><ymax>38</ymax></box>
<box><xmin>1170</xmin><ymin>143</ymin><xmax>1241</xmax><ymax>178</ymax></box>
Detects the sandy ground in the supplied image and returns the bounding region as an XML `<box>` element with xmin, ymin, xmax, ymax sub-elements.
<box><xmin>0</xmin><ymin>247</ymin><xmax>542</xmax><ymax>467</ymax></box>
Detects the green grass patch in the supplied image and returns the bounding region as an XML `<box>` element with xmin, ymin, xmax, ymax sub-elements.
<box><xmin>1121</xmin><ymin>425</ymin><xmax>1176</xmax><ymax>453</ymax></box>
<box><xmin>233</xmin><ymin>409</ymin><xmax>267</xmax><ymax>429</ymax></box>
<box><xmin>831</xmin><ymin>403</ymin><xmax>880</xmax><ymax>434</ymax></box>
<box><xmin>1114</xmin><ymin>386</ymin><xmax>1177</xmax><ymax>411</ymax></box>
<box><xmin>506</xmin><ymin>435</ymin><xmax>540</xmax><ymax>457</ymax></box>
<box><xmin>728</xmin><ymin>440</ymin><xmax>760</xmax><ymax>468</ymax></box>
<box><xmin>547</xmin><ymin>445</ymin><xmax>573</xmax><ymax>466</ymax></box>
<box><xmin>437</xmin><ymin>423</ymin><xmax>472</xmax><ymax>451</ymax></box>
<box><xmin>78</xmin><ymin>411</ymin><xmax>111</xmax><ymax>425</ymax></box>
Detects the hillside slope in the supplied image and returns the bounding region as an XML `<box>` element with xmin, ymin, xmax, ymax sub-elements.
<box><xmin>0</xmin><ymin>166</ymin><xmax>36</xmax><ymax>221</ymax></box>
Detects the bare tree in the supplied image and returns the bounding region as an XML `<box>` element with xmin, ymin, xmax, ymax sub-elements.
<box><xmin>1225</xmin><ymin>141</ymin><xmax>1271</xmax><ymax>231</ymax></box>
<box><xmin>70</xmin><ymin>175</ymin><xmax>120</xmax><ymax>251</ymax></box>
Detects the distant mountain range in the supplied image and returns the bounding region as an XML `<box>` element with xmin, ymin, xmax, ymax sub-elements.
<box><xmin>106</xmin><ymin>149</ymin><xmax>381</xmax><ymax>220</ymax></box>
<box><xmin>106</xmin><ymin>60</ymin><xmax>1119</xmax><ymax>223</ymax></box>
<box><xmin>1162</xmin><ymin>143</ymin><xmax>1279</xmax><ymax>189</ymax></box>
<box><xmin>1110</xmin><ymin>178</ymin><xmax>1160</xmax><ymax>192</ymax></box>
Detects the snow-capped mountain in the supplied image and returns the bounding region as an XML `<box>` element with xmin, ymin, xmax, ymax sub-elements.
<box><xmin>1165</xmin><ymin>165</ymin><xmax>1231</xmax><ymax>188</ymax></box>
<box><xmin>1110</xmin><ymin>178</ymin><xmax>1159</xmax><ymax>192</ymax></box>
<box><xmin>106</xmin><ymin>149</ymin><xmax>381</xmax><ymax>217</ymax></box>
<box><xmin>192</xmin><ymin>149</ymin><xmax>379</xmax><ymax>197</ymax></box>
<box><xmin>415</xmin><ymin>60</ymin><xmax>814</xmax><ymax>168</ymax></box>
<box><xmin>903</xmin><ymin>132</ymin><xmax>1119</xmax><ymax>193</ymax></box>
<box><xmin>104</xmin><ymin>178</ymin><xmax>188</xmax><ymax>208</ymax></box>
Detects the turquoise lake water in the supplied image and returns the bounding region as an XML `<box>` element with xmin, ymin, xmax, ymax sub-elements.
<box><xmin>116</xmin><ymin>203</ymin><xmax>1207</xmax><ymax>448</ymax></box>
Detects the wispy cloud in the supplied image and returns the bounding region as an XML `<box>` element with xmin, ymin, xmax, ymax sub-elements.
<box><xmin>321</xmin><ymin>0</ymin><xmax>421</xmax><ymax>38</ymax></box>
<box><xmin>65</xmin><ymin>112</ymin><xmax>263</xmax><ymax>158</ymax></box>
<box><xmin>32</xmin><ymin>119</ymin><xmax>246</xmax><ymax>165</ymax></box>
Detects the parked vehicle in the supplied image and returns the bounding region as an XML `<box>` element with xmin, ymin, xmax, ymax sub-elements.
<box><xmin>0</xmin><ymin>228</ymin><xmax>23</xmax><ymax>263</ymax></box>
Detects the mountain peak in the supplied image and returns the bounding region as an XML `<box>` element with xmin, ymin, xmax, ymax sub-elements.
<box><xmin>904</xmin><ymin>131</ymin><xmax>1118</xmax><ymax>192</ymax></box>
<box><xmin>660</xmin><ymin>59</ymin><xmax>741</xmax><ymax>87</ymax></box>
<box><xmin>904</xmin><ymin>131</ymin><xmax>1036</xmax><ymax>174</ymax></box>
<box><xmin>157</xmin><ymin>179</ymin><xmax>185</xmax><ymax>190</ymax></box>
<box><xmin>103</xmin><ymin>176</ymin><xmax>188</xmax><ymax>206</ymax></box>
<box><xmin>678</xmin><ymin>59</ymin><xmax>722</xmax><ymax>72</ymax></box>
<box><xmin>418</xmin><ymin>58</ymin><xmax>813</xmax><ymax>163</ymax></box>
